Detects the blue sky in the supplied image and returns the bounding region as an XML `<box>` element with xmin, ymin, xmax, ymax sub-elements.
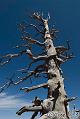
<box><xmin>0</xmin><ymin>0</ymin><xmax>80</xmax><ymax>119</ymax></box>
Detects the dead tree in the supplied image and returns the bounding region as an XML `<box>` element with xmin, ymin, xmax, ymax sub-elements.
<box><xmin>0</xmin><ymin>12</ymin><xmax>75</xmax><ymax>119</ymax></box>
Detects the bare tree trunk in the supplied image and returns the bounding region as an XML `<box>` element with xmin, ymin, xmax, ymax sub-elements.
<box><xmin>38</xmin><ymin>19</ymin><xmax>69</xmax><ymax>119</ymax></box>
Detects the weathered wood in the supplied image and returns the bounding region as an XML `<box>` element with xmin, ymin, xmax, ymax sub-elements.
<box><xmin>15</xmin><ymin>13</ymin><xmax>70</xmax><ymax>119</ymax></box>
<box><xmin>20</xmin><ymin>83</ymin><xmax>48</xmax><ymax>92</ymax></box>
<box><xmin>16</xmin><ymin>106</ymin><xmax>42</xmax><ymax>115</ymax></box>
<box><xmin>38</xmin><ymin>16</ymin><xmax>69</xmax><ymax>119</ymax></box>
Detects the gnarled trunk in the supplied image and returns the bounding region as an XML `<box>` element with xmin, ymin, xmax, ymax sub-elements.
<box><xmin>39</xmin><ymin>19</ymin><xmax>69</xmax><ymax>119</ymax></box>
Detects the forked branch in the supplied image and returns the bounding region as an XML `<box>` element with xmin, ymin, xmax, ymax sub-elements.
<box><xmin>32</xmin><ymin>12</ymin><xmax>44</xmax><ymax>23</ymax></box>
<box><xmin>0</xmin><ymin>51</ymin><xmax>25</xmax><ymax>66</ymax></box>
<box><xmin>59</xmin><ymin>53</ymin><xmax>75</xmax><ymax>61</ymax></box>
<box><xmin>26</xmin><ymin>24</ymin><xmax>44</xmax><ymax>34</ymax></box>
<box><xmin>22</xmin><ymin>36</ymin><xmax>45</xmax><ymax>46</ymax></box>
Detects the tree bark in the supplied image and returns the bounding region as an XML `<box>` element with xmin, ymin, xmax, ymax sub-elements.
<box><xmin>39</xmin><ymin>19</ymin><xmax>69</xmax><ymax>119</ymax></box>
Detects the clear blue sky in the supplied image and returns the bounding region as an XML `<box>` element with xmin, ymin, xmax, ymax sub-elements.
<box><xmin>0</xmin><ymin>0</ymin><xmax>80</xmax><ymax>119</ymax></box>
